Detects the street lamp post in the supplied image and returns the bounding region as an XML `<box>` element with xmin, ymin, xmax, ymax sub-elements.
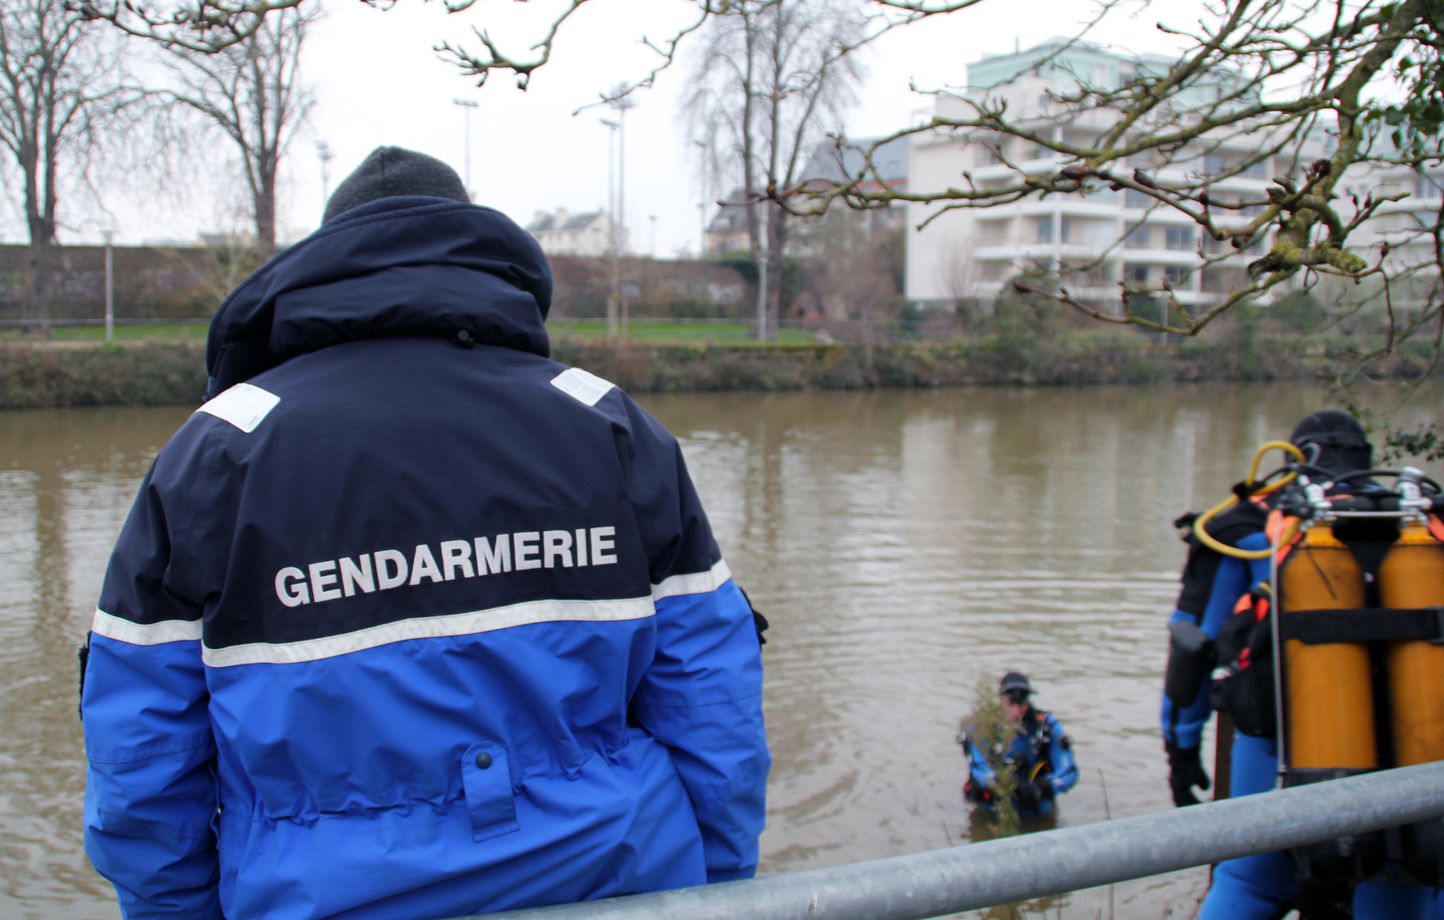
<box><xmin>601</xmin><ymin>118</ymin><xmax>620</xmax><ymax>338</ymax></box>
<box><xmin>607</xmin><ymin>90</ymin><xmax>636</xmax><ymax>333</ymax></box>
<box><xmin>316</xmin><ymin>141</ymin><xmax>334</xmax><ymax>213</ymax></box>
<box><xmin>102</xmin><ymin>230</ymin><xmax>115</xmax><ymax>342</ymax></box>
<box><xmin>453</xmin><ymin>99</ymin><xmax>478</xmax><ymax>192</ymax></box>
<box><xmin>695</xmin><ymin>139</ymin><xmax>708</xmax><ymax>258</ymax></box>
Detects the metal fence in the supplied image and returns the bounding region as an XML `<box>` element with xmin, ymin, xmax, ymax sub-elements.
<box><xmin>475</xmin><ymin>760</ymin><xmax>1444</xmax><ymax>920</ymax></box>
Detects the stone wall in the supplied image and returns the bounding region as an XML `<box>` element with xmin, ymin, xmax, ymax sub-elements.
<box><xmin>0</xmin><ymin>244</ymin><xmax>754</xmax><ymax>323</ymax></box>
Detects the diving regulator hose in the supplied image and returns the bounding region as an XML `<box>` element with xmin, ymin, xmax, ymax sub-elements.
<box><xmin>1191</xmin><ymin>440</ymin><xmax>1307</xmax><ymax>560</ymax></box>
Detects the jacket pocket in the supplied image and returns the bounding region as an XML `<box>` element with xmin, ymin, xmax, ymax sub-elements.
<box><xmin>461</xmin><ymin>742</ymin><xmax>519</xmax><ymax>842</ymax></box>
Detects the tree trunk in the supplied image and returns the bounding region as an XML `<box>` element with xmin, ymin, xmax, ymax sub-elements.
<box><xmin>753</xmin><ymin>253</ymin><xmax>768</xmax><ymax>341</ymax></box>
<box><xmin>25</xmin><ymin>238</ymin><xmax>54</xmax><ymax>338</ymax></box>
<box><xmin>765</xmin><ymin>207</ymin><xmax>788</xmax><ymax>340</ymax></box>
<box><xmin>255</xmin><ymin>166</ymin><xmax>277</xmax><ymax>257</ymax></box>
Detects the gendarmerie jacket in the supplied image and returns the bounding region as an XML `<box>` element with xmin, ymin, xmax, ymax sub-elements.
<box><xmin>82</xmin><ymin>197</ymin><xmax>770</xmax><ymax>919</ymax></box>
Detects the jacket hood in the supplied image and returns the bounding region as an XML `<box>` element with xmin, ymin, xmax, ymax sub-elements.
<box><xmin>205</xmin><ymin>197</ymin><xmax>553</xmax><ymax>398</ymax></box>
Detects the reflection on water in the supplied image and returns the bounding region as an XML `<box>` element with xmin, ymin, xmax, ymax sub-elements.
<box><xmin>1</xmin><ymin>382</ymin><xmax>1437</xmax><ymax>918</ymax></box>
<box><xmin>0</xmin><ymin>407</ymin><xmax>192</xmax><ymax>920</ymax></box>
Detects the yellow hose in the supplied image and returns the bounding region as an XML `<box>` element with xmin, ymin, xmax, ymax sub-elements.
<box><xmin>1192</xmin><ymin>440</ymin><xmax>1306</xmax><ymax>559</ymax></box>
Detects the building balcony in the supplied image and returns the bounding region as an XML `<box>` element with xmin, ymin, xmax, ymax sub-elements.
<box><xmin>973</xmin><ymin>240</ymin><xmax>1110</xmax><ymax>261</ymax></box>
<box><xmin>1120</xmin><ymin>246</ymin><xmax>1202</xmax><ymax>264</ymax></box>
<box><xmin>966</xmin><ymin>278</ymin><xmax>1214</xmax><ymax>308</ymax></box>
<box><xmin>1119</xmin><ymin>204</ymin><xmax>1197</xmax><ymax>224</ymax></box>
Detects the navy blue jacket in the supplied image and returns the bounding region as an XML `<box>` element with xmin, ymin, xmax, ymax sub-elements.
<box><xmin>81</xmin><ymin>198</ymin><xmax>770</xmax><ymax>919</ymax></box>
<box><xmin>1161</xmin><ymin>503</ymin><xmax>1272</xmax><ymax>749</ymax></box>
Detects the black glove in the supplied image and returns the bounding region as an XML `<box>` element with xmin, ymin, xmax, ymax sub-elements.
<box><xmin>1166</xmin><ymin>741</ymin><xmax>1210</xmax><ymax>807</ymax></box>
<box><xmin>1016</xmin><ymin>779</ymin><xmax>1052</xmax><ymax>806</ymax></box>
<box><xmin>1015</xmin><ymin>781</ymin><xmax>1042</xmax><ymax>806</ymax></box>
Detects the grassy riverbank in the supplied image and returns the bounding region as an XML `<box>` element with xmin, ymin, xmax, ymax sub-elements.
<box><xmin>0</xmin><ymin>342</ymin><xmax>207</xmax><ymax>409</ymax></box>
<box><xmin>0</xmin><ymin>331</ymin><xmax>1435</xmax><ymax>410</ymax></box>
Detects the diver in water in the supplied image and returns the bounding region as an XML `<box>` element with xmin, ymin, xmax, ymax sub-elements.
<box><xmin>960</xmin><ymin>672</ymin><xmax>1079</xmax><ymax>817</ymax></box>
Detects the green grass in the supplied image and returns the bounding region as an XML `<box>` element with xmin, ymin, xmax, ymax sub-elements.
<box><xmin>0</xmin><ymin>322</ymin><xmax>209</xmax><ymax>342</ymax></box>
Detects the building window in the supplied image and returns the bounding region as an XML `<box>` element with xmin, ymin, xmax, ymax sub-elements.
<box><xmin>1127</xmin><ymin>264</ymin><xmax>1150</xmax><ymax>283</ymax></box>
<box><xmin>1204</xmin><ymin>153</ymin><xmax>1227</xmax><ymax>176</ymax></box>
<box><xmin>980</xmin><ymin>262</ymin><xmax>1008</xmax><ymax>282</ymax></box>
<box><xmin>1165</xmin><ymin>227</ymin><xmax>1195</xmax><ymax>251</ymax></box>
<box><xmin>1033</xmin><ymin>216</ymin><xmax>1054</xmax><ymax>243</ymax></box>
<box><xmin>1061</xmin><ymin>216</ymin><xmax>1074</xmax><ymax>243</ymax></box>
<box><xmin>1163</xmin><ymin>265</ymin><xmax>1190</xmax><ymax>285</ymax></box>
<box><xmin>1416</xmin><ymin>176</ymin><xmax>1442</xmax><ymax>200</ymax></box>
<box><xmin>1125</xmin><ymin>189</ymin><xmax>1152</xmax><ymax>209</ymax></box>
<box><xmin>1124</xmin><ymin>224</ymin><xmax>1149</xmax><ymax>249</ymax></box>
<box><xmin>977</xmin><ymin>219</ymin><xmax>1008</xmax><ymax>244</ymax></box>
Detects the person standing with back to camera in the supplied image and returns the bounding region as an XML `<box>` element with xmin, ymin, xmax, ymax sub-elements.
<box><xmin>1162</xmin><ymin>409</ymin><xmax>1444</xmax><ymax>919</ymax></box>
<box><xmin>79</xmin><ymin>146</ymin><xmax>771</xmax><ymax>919</ymax></box>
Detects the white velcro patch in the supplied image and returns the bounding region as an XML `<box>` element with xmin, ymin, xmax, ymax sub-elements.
<box><xmin>550</xmin><ymin>367</ymin><xmax>615</xmax><ymax>407</ymax></box>
<box><xmin>198</xmin><ymin>383</ymin><xmax>281</xmax><ymax>433</ymax></box>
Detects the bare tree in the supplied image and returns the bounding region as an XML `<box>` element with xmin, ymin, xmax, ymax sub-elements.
<box><xmin>685</xmin><ymin>0</ymin><xmax>869</xmax><ymax>340</ymax></box>
<box><xmin>76</xmin><ymin>0</ymin><xmax>1444</xmax><ymax>393</ymax></box>
<box><xmin>158</xmin><ymin>4</ymin><xmax>317</xmax><ymax>257</ymax></box>
<box><xmin>0</xmin><ymin>0</ymin><xmax>137</xmax><ymax>335</ymax></box>
<box><xmin>797</xmin><ymin>209</ymin><xmax>903</xmax><ymax>339</ymax></box>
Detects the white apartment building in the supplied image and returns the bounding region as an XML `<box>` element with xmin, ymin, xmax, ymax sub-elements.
<box><xmin>524</xmin><ymin>209</ymin><xmax>623</xmax><ymax>258</ymax></box>
<box><xmin>905</xmin><ymin>40</ymin><xmax>1315</xmax><ymax>312</ymax></box>
<box><xmin>1341</xmin><ymin>159</ymin><xmax>1444</xmax><ymax>310</ymax></box>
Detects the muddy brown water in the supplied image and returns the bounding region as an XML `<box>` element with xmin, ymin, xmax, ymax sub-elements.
<box><xmin>2</xmin><ymin>381</ymin><xmax>1437</xmax><ymax>918</ymax></box>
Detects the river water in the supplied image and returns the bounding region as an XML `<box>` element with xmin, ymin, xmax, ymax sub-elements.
<box><xmin>1</xmin><ymin>381</ymin><xmax>1438</xmax><ymax>919</ymax></box>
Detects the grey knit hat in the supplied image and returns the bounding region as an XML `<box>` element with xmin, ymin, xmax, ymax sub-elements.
<box><xmin>323</xmin><ymin>146</ymin><xmax>469</xmax><ymax>223</ymax></box>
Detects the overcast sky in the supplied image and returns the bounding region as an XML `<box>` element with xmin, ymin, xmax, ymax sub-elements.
<box><xmin>88</xmin><ymin>0</ymin><xmax>1205</xmax><ymax>256</ymax></box>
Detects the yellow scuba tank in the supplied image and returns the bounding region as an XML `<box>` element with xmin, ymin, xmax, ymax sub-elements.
<box><xmin>1379</xmin><ymin>517</ymin><xmax>1444</xmax><ymax>884</ymax></box>
<box><xmin>1380</xmin><ymin>521</ymin><xmax>1444</xmax><ymax>768</ymax></box>
<box><xmin>1206</xmin><ymin>447</ymin><xmax>1444</xmax><ymax>882</ymax></box>
<box><xmin>1279</xmin><ymin>523</ymin><xmax>1376</xmax><ymax>773</ymax></box>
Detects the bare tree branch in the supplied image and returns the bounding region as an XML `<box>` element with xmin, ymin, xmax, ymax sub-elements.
<box><xmin>156</xmin><ymin>3</ymin><xmax>317</xmax><ymax>254</ymax></box>
<box><xmin>0</xmin><ymin>0</ymin><xmax>142</xmax><ymax>335</ymax></box>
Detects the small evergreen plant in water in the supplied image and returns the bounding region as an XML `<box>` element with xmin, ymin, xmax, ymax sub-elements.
<box><xmin>960</xmin><ymin>675</ymin><xmax>1022</xmax><ymax>836</ymax></box>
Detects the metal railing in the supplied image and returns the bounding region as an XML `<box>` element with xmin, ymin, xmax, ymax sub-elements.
<box><xmin>0</xmin><ymin>317</ymin><xmax>209</xmax><ymax>329</ymax></box>
<box><xmin>477</xmin><ymin>760</ymin><xmax>1444</xmax><ymax>920</ymax></box>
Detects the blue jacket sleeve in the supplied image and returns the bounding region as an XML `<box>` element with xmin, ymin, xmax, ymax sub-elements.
<box><xmin>964</xmin><ymin>737</ymin><xmax>996</xmax><ymax>788</ymax></box>
<box><xmin>621</xmin><ymin>405</ymin><xmax>770</xmax><ymax>883</ymax></box>
<box><xmin>81</xmin><ymin>464</ymin><xmax>221</xmax><ymax>919</ymax></box>
<box><xmin>635</xmin><ymin>581</ymin><xmax>770</xmax><ymax>882</ymax></box>
<box><xmin>1160</xmin><ymin>529</ymin><xmax>1271</xmax><ymax>749</ymax></box>
<box><xmin>1043</xmin><ymin>714</ymin><xmax>1079</xmax><ymax>796</ymax></box>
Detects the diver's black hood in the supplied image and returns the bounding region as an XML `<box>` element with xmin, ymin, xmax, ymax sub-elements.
<box><xmin>1290</xmin><ymin>409</ymin><xmax>1373</xmax><ymax>476</ymax></box>
<box><xmin>205</xmin><ymin>197</ymin><xmax>553</xmax><ymax>398</ymax></box>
